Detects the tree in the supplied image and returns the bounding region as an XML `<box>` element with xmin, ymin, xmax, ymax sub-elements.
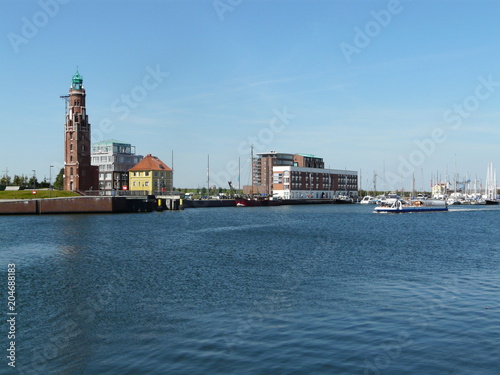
<box><xmin>13</xmin><ymin>175</ymin><xmax>28</xmax><ymax>186</ymax></box>
<box><xmin>28</xmin><ymin>176</ymin><xmax>38</xmax><ymax>189</ymax></box>
<box><xmin>0</xmin><ymin>174</ymin><xmax>11</xmax><ymax>185</ymax></box>
<box><xmin>54</xmin><ymin>168</ymin><xmax>64</xmax><ymax>190</ymax></box>
<box><xmin>39</xmin><ymin>177</ymin><xmax>50</xmax><ymax>188</ymax></box>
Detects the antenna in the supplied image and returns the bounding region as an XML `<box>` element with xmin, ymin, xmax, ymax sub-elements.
<box><xmin>60</xmin><ymin>95</ymin><xmax>69</xmax><ymax>114</ymax></box>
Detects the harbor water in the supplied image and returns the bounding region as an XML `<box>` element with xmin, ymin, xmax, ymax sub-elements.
<box><xmin>1</xmin><ymin>204</ymin><xmax>499</xmax><ymax>374</ymax></box>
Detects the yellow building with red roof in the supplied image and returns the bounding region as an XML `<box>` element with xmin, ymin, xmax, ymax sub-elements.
<box><xmin>128</xmin><ymin>154</ymin><xmax>172</xmax><ymax>195</ymax></box>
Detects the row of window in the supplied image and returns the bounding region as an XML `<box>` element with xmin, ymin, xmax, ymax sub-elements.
<box><xmin>132</xmin><ymin>181</ymin><xmax>149</xmax><ymax>187</ymax></box>
<box><xmin>69</xmin><ymin>143</ymin><xmax>86</xmax><ymax>152</ymax></box>
<box><xmin>68</xmin><ymin>132</ymin><xmax>86</xmax><ymax>141</ymax></box>
<box><xmin>132</xmin><ymin>171</ymin><xmax>169</xmax><ymax>177</ymax></box>
<box><xmin>281</xmin><ymin>184</ymin><xmax>357</xmax><ymax>191</ymax></box>
<box><xmin>91</xmin><ymin>155</ymin><xmax>141</xmax><ymax>163</ymax></box>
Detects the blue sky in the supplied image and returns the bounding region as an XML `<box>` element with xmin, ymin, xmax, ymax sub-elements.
<box><xmin>1</xmin><ymin>0</ymin><xmax>500</xmax><ymax>191</ymax></box>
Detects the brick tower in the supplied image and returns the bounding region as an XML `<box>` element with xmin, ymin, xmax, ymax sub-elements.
<box><xmin>63</xmin><ymin>69</ymin><xmax>98</xmax><ymax>193</ymax></box>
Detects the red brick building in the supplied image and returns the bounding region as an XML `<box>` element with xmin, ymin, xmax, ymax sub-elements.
<box><xmin>63</xmin><ymin>70</ymin><xmax>98</xmax><ymax>193</ymax></box>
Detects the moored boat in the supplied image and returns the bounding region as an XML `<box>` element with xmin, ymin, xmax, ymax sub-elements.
<box><xmin>360</xmin><ymin>195</ymin><xmax>377</xmax><ymax>204</ymax></box>
<box><xmin>485</xmin><ymin>199</ymin><xmax>499</xmax><ymax>205</ymax></box>
<box><xmin>333</xmin><ymin>194</ymin><xmax>354</xmax><ymax>204</ymax></box>
<box><xmin>235</xmin><ymin>196</ymin><xmax>281</xmax><ymax>207</ymax></box>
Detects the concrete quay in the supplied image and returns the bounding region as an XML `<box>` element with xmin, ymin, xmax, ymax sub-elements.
<box><xmin>0</xmin><ymin>196</ymin><xmax>156</xmax><ymax>215</ymax></box>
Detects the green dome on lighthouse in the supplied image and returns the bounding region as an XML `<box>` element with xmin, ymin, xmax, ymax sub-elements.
<box><xmin>71</xmin><ymin>68</ymin><xmax>83</xmax><ymax>89</ymax></box>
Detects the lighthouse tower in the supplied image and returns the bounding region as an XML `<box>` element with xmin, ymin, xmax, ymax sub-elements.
<box><xmin>63</xmin><ymin>69</ymin><xmax>98</xmax><ymax>193</ymax></box>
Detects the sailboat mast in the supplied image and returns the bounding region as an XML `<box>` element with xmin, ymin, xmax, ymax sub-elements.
<box><xmin>250</xmin><ymin>145</ymin><xmax>254</xmax><ymax>196</ymax></box>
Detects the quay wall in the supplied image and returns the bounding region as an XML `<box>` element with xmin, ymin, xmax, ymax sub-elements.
<box><xmin>0</xmin><ymin>200</ymin><xmax>37</xmax><ymax>214</ymax></box>
<box><xmin>0</xmin><ymin>196</ymin><xmax>155</xmax><ymax>215</ymax></box>
<box><xmin>182</xmin><ymin>199</ymin><xmax>236</xmax><ymax>208</ymax></box>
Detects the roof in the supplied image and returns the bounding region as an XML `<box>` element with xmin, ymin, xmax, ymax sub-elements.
<box><xmin>72</xmin><ymin>68</ymin><xmax>83</xmax><ymax>84</ymax></box>
<box><xmin>296</xmin><ymin>153</ymin><xmax>320</xmax><ymax>158</ymax></box>
<box><xmin>93</xmin><ymin>139</ymin><xmax>130</xmax><ymax>146</ymax></box>
<box><xmin>129</xmin><ymin>154</ymin><xmax>172</xmax><ymax>172</ymax></box>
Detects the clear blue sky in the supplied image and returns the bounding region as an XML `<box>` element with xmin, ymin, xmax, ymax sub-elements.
<box><xmin>1</xmin><ymin>0</ymin><xmax>500</xmax><ymax>191</ymax></box>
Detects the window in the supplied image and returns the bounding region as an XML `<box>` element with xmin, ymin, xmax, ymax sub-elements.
<box><xmin>70</xmin><ymin>143</ymin><xmax>73</xmax><ymax>151</ymax></box>
<box><xmin>145</xmin><ymin>171</ymin><xmax>149</xmax><ymax>177</ymax></box>
<box><xmin>70</xmin><ymin>167</ymin><xmax>73</xmax><ymax>176</ymax></box>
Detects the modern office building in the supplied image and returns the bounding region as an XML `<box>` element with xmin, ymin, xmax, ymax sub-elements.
<box><xmin>243</xmin><ymin>150</ymin><xmax>357</xmax><ymax>199</ymax></box>
<box><xmin>272</xmin><ymin>166</ymin><xmax>358</xmax><ymax>200</ymax></box>
<box><xmin>248</xmin><ymin>151</ymin><xmax>295</xmax><ymax>195</ymax></box>
<box><xmin>63</xmin><ymin>69</ymin><xmax>98</xmax><ymax>192</ymax></box>
<box><xmin>91</xmin><ymin>140</ymin><xmax>143</xmax><ymax>195</ymax></box>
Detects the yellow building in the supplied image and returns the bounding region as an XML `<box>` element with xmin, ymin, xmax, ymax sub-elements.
<box><xmin>129</xmin><ymin>154</ymin><xmax>173</xmax><ymax>195</ymax></box>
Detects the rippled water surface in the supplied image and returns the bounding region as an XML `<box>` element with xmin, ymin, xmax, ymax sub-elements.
<box><xmin>1</xmin><ymin>204</ymin><xmax>499</xmax><ymax>374</ymax></box>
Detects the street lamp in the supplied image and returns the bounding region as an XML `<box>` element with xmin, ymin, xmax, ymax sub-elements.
<box><xmin>49</xmin><ymin>165</ymin><xmax>54</xmax><ymax>197</ymax></box>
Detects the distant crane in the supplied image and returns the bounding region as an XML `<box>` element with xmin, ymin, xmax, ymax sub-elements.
<box><xmin>228</xmin><ymin>181</ymin><xmax>238</xmax><ymax>198</ymax></box>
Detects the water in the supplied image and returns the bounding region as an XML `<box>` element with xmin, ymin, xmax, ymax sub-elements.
<box><xmin>1</xmin><ymin>204</ymin><xmax>499</xmax><ymax>375</ymax></box>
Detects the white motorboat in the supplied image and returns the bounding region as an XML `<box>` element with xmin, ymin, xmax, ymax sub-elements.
<box><xmin>360</xmin><ymin>195</ymin><xmax>377</xmax><ymax>204</ymax></box>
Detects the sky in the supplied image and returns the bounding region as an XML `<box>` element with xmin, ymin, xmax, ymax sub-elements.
<box><xmin>1</xmin><ymin>0</ymin><xmax>500</xmax><ymax>191</ymax></box>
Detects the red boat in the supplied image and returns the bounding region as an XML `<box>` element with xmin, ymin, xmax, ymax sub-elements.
<box><xmin>235</xmin><ymin>197</ymin><xmax>281</xmax><ymax>207</ymax></box>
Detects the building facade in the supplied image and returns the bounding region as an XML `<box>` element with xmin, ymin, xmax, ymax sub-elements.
<box><xmin>272</xmin><ymin>166</ymin><xmax>358</xmax><ymax>200</ymax></box>
<box><xmin>63</xmin><ymin>69</ymin><xmax>98</xmax><ymax>192</ymax></box>
<box><xmin>91</xmin><ymin>140</ymin><xmax>143</xmax><ymax>195</ymax></box>
<box><xmin>294</xmin><ymin>153</ymin><xmax>325</xmax><ymax>169</ymax></box>
<box><xmin>248</xmin><ymin>151</ymin><xmax>295</xmax><ymax>195</ymax></box>
<box><xmin>243</xmin><ymin>151</ymin><xmax>358</xmax><ymax>198</ymax></box>
<box><xmin>129</xmin><ymin>154</ymin><xmax>173</xmax><ymax>195</ymax></box>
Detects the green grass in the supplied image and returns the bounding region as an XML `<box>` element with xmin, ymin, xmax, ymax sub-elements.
<box><xmin>0</xmin><ymin>190</ymin><xmax>81</xmax><ymax>199</ymax></box>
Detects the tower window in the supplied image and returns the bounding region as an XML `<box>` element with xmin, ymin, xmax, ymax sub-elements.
<box><xmin>70</xmin><ymin>167</ymin><xmax>73</xmax><ymax>176</ymax></box>
<box><xmin>70</xmin><ymin>143</ymin><xmax>73</xmax><ymax>151</ymax></box>
<box><xmin>81</xmin><ymin>145</ymin><xmax>85</xmax><ymax>152</ymax></box>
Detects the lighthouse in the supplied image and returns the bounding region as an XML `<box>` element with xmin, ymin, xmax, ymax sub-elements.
<box><xmin>63</xmin><ymin>69</ymin><xmax>98</xmax><ymax>193</ymax></box>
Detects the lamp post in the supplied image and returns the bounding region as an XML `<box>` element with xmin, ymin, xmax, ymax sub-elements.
<box><xmin>49</xmin><ymin>165</ymin><xmax>54</xmax><ymax>197</ymax></box>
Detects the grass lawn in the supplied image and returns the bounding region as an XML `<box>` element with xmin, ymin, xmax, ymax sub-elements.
<box><xmin>0</xmin><ymin>190</ymin><xmax>81</xmax><ymax>199</ymax></box>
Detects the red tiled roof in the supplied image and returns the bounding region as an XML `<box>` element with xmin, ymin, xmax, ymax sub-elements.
<box><xmin>129</xmin><ymin>154</ymin><xmax>172</xmax><ymax>171</ymax></box>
